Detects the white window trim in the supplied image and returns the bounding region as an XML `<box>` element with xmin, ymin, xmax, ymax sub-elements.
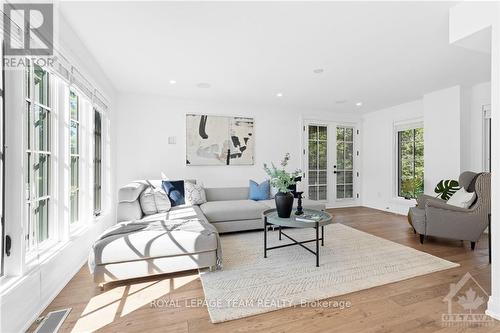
<box><xmin>24</xmin><ymin>62</ymin><xmax>57</xmax><ymax>257</ymax></box>
<box><xmin>69</xmin><ymin>89</ymin><xmax>81</xmax><ymax>227</ymax></box>
<box><xmin>93</xmin><ymin>108</ymin><xmax>103</xmax><ymax>216</ymax></box>
<box><xmin>483</xmin><ymin>104</ymin><xmax>492</xmax><ymax>172</ymax></box>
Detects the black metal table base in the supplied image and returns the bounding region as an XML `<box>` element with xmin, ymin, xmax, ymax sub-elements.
<box><xmin>264</xmin><ymin>218</ymin><xmax>325</xmax><ymax>267</ymax></box>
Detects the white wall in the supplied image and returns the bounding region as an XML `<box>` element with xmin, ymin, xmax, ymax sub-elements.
<box><xmin>361</xmin><ymin>83</ymin><xmax>490</xmax><ymax>215</ymax></box>
<box><xmin>423</xmin><ymin>86</ymin><xmax>462</xmax><ymax>194</ymax></box>
<box><xmin>115</xmin><ymin>93</ymin><xmax>360</xmax><ymax>189</ymax></box>
<box><xmin>361</xmin><ymin>100</ymin><xmax>423</xmax><ymax>214</ymax></box>
<box><xmin>467</xmin><ymin>82</ymin><xmax>491</xmax><ymax>172</ymax></box>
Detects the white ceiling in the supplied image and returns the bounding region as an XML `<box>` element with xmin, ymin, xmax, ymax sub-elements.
<box><xmin>59</xmin><ymin>1</ymin><xmax>491</xmax><ymax>112</ymax></box>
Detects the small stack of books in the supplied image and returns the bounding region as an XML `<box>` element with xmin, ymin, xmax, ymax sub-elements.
<box><xmin>295</xmin><ymin>213</ymin><xmax>322</xmax><ymax>222</ymax></box>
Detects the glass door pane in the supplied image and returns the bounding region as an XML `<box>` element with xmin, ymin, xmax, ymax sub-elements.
<box><xmin>336</xmin><ymin>126</ymin><xmax>354</xmax><ymax>199</ymax></box>
<box><xmin>308</xmin><ymin>125</ymin><xmax>327</xmax><ymax>201</ymax></box>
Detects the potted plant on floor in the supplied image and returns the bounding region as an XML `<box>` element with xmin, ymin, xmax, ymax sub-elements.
<box><xmin>264</xmin><ymin>153</ymin><xmax>302</xmax><ymax>218</ymax></box>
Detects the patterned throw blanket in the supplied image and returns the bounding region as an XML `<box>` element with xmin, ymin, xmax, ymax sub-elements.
<box><xmin>88</xmin><ymin>215</ymin><xmax>222</xmax><ymax>273</ymax></box>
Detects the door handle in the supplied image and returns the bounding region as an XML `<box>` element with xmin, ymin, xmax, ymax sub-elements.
<box><xmin>5</xmin><ymin>235</ymin><xmax>11</xmax><ymax>256</ymax></box>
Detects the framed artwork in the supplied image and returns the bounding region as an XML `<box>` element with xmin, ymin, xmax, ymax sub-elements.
<box><xmin>186</xmin><ymin>114</ymin><xmax>254</xmax><ymax>165</ymax></box>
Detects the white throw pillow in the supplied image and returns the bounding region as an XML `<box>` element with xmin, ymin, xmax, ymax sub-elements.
<box><xmin>446</xmin><ymin>187</ymin><xmax>476</xmax><ymax>208</ymax></box>
<box><xmin>139</xmin><ymin>186</ymin><xmax>171</xmax><ymax>215</ymax></box>
<box><xmin>184</xmin><ymin>181</ymin><xmax>207</xmax><ymax>205</ymax></box>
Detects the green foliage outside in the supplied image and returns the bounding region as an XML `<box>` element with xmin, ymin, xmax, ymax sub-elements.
<box><xmin>263</xmin><ymin>153</ymin><xmax>302</xmax><ymax>193</ymax></box>
<box><xmin>399</xmin><ymin>128</ymin><xmax>424</xmax><ymax>199</ymax></box>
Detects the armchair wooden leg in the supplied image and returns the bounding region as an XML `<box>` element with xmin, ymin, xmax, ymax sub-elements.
<box><xmin>471</xmin><ymin>241</ymin><xmax>476</xmax><ymax>251</ymax></box>
<box><xmin>419</xmin><ymin>234</ymin><xmax>425</xmax><ymax>244</ymax></box>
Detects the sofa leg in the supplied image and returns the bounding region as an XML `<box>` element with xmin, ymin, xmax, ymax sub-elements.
<box><xmin>419</xmin><ymin>234</ymin><xmax>425</xmax><ymax>244</ymax></box>
<box><xmin>471</xmin><ymin>241</ymin><xmax>476</xmax><ymax>251</ymax></box>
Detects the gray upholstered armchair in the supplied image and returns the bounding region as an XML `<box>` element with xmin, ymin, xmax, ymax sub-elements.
<box><xmin>409</xmin><ymin>171</ymin><xmax>490</xmax><ymax>250</ymax></box>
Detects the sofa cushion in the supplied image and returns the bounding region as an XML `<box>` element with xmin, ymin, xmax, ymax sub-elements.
<box><xmin>119</xmin><ymin>182</ymin><xmax>147</xmax><ymax>203</ymax></box>
<box><xmin>205</xmin><ymin>187</ymin><xmax>249</xmax><ymax>201</ymax></box>
<box><xmin>117</xmin><ymin>201</ymin><xmax>143</xmax><ymax>222</ymax></box>
<box><xmin>200</xmin><ymin>199</ymin><xmax>267</xmax><ymax>222</ymax></box>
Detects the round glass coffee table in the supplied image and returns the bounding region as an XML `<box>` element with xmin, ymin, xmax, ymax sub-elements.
<box><xmin>262</xmin><ymin>208</ymin><xmax>333</xmax><ymax>267</ymax></box>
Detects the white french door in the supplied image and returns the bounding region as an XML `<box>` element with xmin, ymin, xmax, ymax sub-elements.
<box><xmin>303</xmin><ymin>120</ymin><xmax>360</xmax><ymax>207</ymax></box>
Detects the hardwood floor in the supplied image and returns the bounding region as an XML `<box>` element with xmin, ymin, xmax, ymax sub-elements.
<box><xmin>28</xmin><ymin>207</ymin><xmax>497</xmax><ymax>333</ymax></box>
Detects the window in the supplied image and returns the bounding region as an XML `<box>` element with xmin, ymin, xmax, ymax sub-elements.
<box><xmin>25</xmin><ymin>63</ymin><xmax>51</xmax><ymax>250</ymax></box>
<box><xmin>336</xmin><ymin>126</ymin><xmax>354</xmax><ymax>199</ymax></box>
<box><xmin>94</xmin><ymin>109</ymin><xmax>102</xmax><ymax>215</ymax></box>
<box><xmin>308</xmin><ymin>125</ymin><xmax>327</xmax><ymax>201</ymax></box>
<box><xmin>69</xmin><ymin>91</ymin><xmax>79</xmax><ymax>224</ymax></box>
<box><xmin>397</xmin><ymin>127</ymin><xmax>424</xmax><ymax>199</ymax></box>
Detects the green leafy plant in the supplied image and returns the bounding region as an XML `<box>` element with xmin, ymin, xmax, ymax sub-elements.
<box><xmin>434</xmin><ymin>179</ymin><xmax>460</xmax><ymax>200</ymax></box>
<box><xmin>263</xmin><ymin>153</ymin><xmax>302</xmax><ymax>193</ymax></box>
<box><xmin>401</xmin><ymin>177</ymin><xmax>424</xmax><ymax>199</ymax></box>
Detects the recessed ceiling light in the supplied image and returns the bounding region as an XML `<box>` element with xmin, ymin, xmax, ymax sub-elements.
<box><xmin>276</xmin><ymin>93</ymin><xmax>283</xmax><ymax>97</ymax></box>
<box><xmin>169</xmin><ymin>80</ymin><xmax>177</xmax><ymax>85</ymax></box>
<box><xmin>356</xmin><ymin>102</ymin><xmax>363</xmax><ymax>107</ymax></box>
<box><xmin>313</xmin><ymin>68</ymin><xmax>324</xmax><ymax>74</ymax></box>
<box><xmin>197</xmin><ymin>82</ymin><xmax>211</xmax><ymax>88</ymax></box>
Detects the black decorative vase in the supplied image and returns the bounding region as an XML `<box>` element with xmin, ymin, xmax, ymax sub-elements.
<box><xmin>275</xmin><ymin>192</ymin><xmax>294</xmax><ymax>218</ymax></box>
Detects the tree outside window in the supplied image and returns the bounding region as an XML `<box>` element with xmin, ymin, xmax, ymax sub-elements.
<box><xmin>398</xmin><ymin>127</ymin><xmax>424</xmax><ymax>199</ymax></box>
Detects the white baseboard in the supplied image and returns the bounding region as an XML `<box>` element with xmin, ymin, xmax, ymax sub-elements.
<box><xmin>487</xmin><ymin>296</ymin><xmax>500</xmax><ymax>321</ymax></box>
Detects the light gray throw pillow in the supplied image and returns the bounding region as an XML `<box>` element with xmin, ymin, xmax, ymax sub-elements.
<box><xmin>139</xmin><ymin>186</ymin><xmax>171</xmax><ymax>215</ymax></box>
<box><xmin>185</xmin><ymin>181</ymin><xmax>207</xmax><ymax>205</ymax></box>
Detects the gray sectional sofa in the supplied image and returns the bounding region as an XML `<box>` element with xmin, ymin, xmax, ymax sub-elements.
<box><xmin>89</xmin><ymin>180</ymin><xmax>325</xmax><ymax>284</ymax></box>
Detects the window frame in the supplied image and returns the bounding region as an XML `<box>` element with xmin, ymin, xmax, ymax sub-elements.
<box><xmin>335</xmin><ymin>126</ymin><xmax>355</xmax><ymax>200</ymax></box>
<box><xmin>307</xmin><ymin>124</ymin><xmax>328</xmax><ymax>201</ymax></box>
<box><xmin>396</xmin><ymin>124</ymin><xmax>424</xmax><ymax>200</ymax></box>
<box><xmin>25</xmin><ymin>62</ymin><xmax>53</xmax><ymax>253</ymax></box>
<box><xmin>93</xmin><ymin>108</ymin><xmax>102</xmax><ymax>216</ymax></box>
<box><xmin>69</xmin><ymin>90</ymin><xmax>80</xmax><ymax>225</ymax></box>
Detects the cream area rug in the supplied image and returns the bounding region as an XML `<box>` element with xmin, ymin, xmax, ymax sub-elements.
<box><xmin>199</xmin><ymin>223</ymin><xmax>459</xmax><ymax>323</ymax></box>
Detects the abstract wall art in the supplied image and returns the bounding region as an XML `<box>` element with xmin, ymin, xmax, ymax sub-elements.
<box><xmin>186</xmin><ymin>114</ymin><xmax>254</xmax><ymax>166</ymax></box>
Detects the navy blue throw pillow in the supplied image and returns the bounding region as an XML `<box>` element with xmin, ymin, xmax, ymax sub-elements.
<box><xmin>162</xmin><ymin>180</ymin><xmax>185</xmax><ymax>206</ymax></box>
